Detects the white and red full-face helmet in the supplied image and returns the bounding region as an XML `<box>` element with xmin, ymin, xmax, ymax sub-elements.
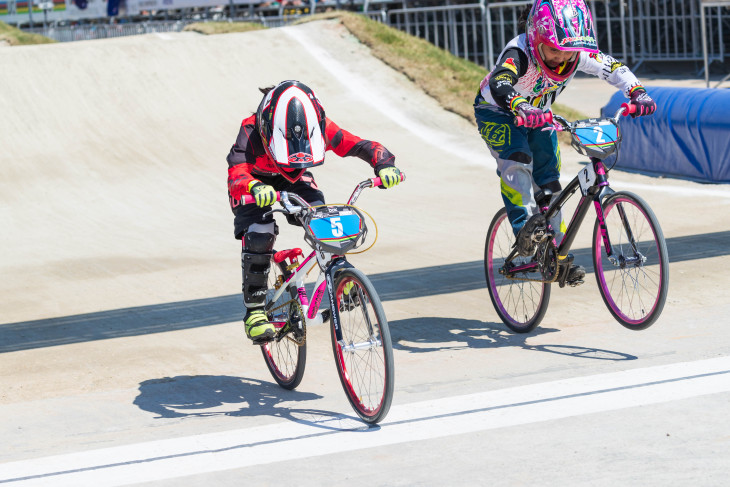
<box><xmin>527</xmin><ymin>0</ymin><xmax>598</xmax><ymax>82</ymax></box>
<box><xmin>256</xmin><ymin>80</ymin><xmax>327</xmax><ymax>182</ymax></box>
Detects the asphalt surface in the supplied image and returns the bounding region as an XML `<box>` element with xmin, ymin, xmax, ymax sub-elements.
<box><xmin>1</xmin><ymin>20</ymin><xmax>729</xmax><ymax>486</ymax></box>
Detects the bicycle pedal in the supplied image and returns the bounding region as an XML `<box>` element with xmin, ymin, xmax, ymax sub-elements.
<box><xmin>251</xmin><ymin>335</ymin><xmax>275</xmax><ymax>346</ymax></box>
<box><xmin>567</xmin><ymin>278</ymin><xmax>585</xmax><ymax>287</ymax></box>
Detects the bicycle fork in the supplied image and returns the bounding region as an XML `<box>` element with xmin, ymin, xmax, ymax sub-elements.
<box><xmin>325</xmin><ymin>258</ymin><xmax>382</xmax><ymax>353</ymax></box>
<box><xmin>594</xmin><ymin>198</ymin><xmax>646</xmax><ymax>268</ymax></box>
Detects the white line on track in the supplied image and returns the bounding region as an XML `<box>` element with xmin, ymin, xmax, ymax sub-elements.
<box><xmin>2</xmin><ymin>356</ymin><xmax>729</xmax><ymax>486</ymax></box>
<box><xmin>286</xmin><ymin>27</ymin><xmax>730</xmax><ymax>199</ymax></box>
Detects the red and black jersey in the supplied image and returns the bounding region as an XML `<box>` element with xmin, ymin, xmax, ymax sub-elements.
<box><xmin>227</xmin><ymin>115</ymin><xmax>395</xmax><ymax>203</ymax></box>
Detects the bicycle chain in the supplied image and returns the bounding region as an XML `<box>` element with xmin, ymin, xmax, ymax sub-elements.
<box><xmin>503</xmin><ymin>242</ymin><xmax>563</xmax><ymax>284</ymax></box>
<box><xmin>267</xmin><ymin>296</ymin><xmax>307</xmax><ymax>346</ymax></box>
<box><xmin>504</xmin><ymin>266</ymin><xmax>563</xmax><ymax>284</ymax></box>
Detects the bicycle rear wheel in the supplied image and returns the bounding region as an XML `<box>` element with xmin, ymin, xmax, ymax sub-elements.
<box><xmin>484</xmin><ymin>208</ymin><xmax>551</xmax><ymax>333</ymax></box>
<box><xmin>261</xmin><ymin>257</ymin><xmax>306</xmax><ymax>390</ymax></box>
<box><xmin>593</xmin><ymin>191</ymin><xmax>669</xmax><ymax>330</ymax></box>
<box><xmin>331</xmin><ymin>268</ymin><xmax>394</xmax><ymax>424</ymax></box>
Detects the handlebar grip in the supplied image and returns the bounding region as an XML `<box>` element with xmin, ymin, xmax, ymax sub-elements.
<box><xmin>372</xmin><ymin>171</ymin><xmax>406</xmax><ymax>188</ymax></box>
<box><xmin>242</xmin><ymin>192</ymin><xmax>281</xmax><ymax>206</ymax></box>
<box><xmin>621</xmin><ymin>102</ymin><xmax>637</xmax><ymax>116</ymax></box>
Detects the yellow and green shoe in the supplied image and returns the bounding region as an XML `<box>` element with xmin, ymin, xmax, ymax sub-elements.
<box><xmin>244</xmin><ymin>308</ymin><xmax>275</xmax><ymax>343</ymax></box>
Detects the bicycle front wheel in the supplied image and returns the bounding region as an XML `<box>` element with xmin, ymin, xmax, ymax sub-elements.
<box><xmin>331</xmin><ymin>268</ymin><xmax>394</xmax><ymax>424</ymax></box>
<box><xmin>593</xmin><ymin>191</ymin><xmax>669</xmax><ymax>330</ymax></box>
<box><xmin>485</xmin><ymin>208</ymin><xmax>551</xmax><ymax>333</ymax></box>
<box><xmin>261</xmin><ymin>257</ymin><xmax>306</xmax><ymax>390</ymax></box>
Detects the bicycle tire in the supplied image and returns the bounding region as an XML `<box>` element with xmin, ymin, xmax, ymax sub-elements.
<box><xmin>593</xmin><ymin>191</ymin><xmax>669</xmax><ymax>330</ymax></box>
<box><xmin>484</xmin><ymin>208</ymin><xmax>551</xmax><ymax>333</ymax></box>
<box><xmin>331</xmin><ymin>268</ymin><xmax>394</xmax><ymax>424</ymax></box>
<box><xmin>261</xmin><ymin>257</ymin><xmax>307</xmax><ymax>390</ymax></box>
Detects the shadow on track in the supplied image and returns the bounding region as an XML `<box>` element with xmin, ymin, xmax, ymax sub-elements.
<box><xmin>133</xmin><ymin>375</ymin><xmax>365</xmax><ymax>430</ymax></box>
<box><xmin>2</xmin><ymin>231</ymin><xmax>726</xmax><ymax>353</ymax></box>
<box><xmin>391</xmin><ymin>317</ymin><xmax>637</xmax><ymax>361</ymax></box>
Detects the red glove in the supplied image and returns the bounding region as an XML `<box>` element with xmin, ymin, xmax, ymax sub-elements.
<box><xmin>515</xmin><ymin>102</ymin><xmax>548</xmax><ymax>128</ymax></box>
<box><xmin>629</xmin><ymin>90</ymin><xmax>657</xmax><ymax>118</ymax></box>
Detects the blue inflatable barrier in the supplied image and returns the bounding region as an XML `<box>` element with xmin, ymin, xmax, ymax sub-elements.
<box><xmin>601</xmin><ymin>87</ymin><xmax>730</xmax><ymax>184</ymax></box>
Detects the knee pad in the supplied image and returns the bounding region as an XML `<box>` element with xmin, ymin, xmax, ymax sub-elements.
<box><xmin>242</xmin><ymin>251</ymin><xmax>272</xmax><ymax>307</ymax></box>
<box><xmin>500</xmin><ymin>163</ymin><xmax>535</xmax><ymax>208</ymax></box>
<box><xmin>243</xmin><ymin>231</ymin><xmax>275</xmax><ymax>254</ymax></box>
<box><xmin>242</xmin><ymin>227</ymin><xmax>276</xmax><ymax>307</ymax></box>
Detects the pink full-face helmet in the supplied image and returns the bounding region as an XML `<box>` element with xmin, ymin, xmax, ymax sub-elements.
<box><xmin>527</xmin><ymin>0</ymin><xmax>599</xmax><ymax>82</ymax></box>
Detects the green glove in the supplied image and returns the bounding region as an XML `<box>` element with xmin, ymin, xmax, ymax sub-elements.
<box><xmin>378</xmin><ymin>166</ymin><xmax>402</xmax><ymax>189</ymax></box>
<box><xmin>250</xmin><ymin>182</ymin><xmax>276</xmax><ymax>208</ymax></box>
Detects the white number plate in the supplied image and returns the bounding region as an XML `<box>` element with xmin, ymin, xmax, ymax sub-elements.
<box><xmin>577</xmin><ymin>164</ymin><xmax>596</xmax><ymax>196</ymax></box>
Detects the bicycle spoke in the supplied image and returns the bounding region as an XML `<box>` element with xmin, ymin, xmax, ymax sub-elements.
<box><xmin>332</xmin><ymin>270</ymin><xmax>393</xmax><ymax>423</ymax></box>
<box><xmin>260</xmin><ymin>257</ymin><xmax>306</xmax><ymax>390</ymax></box>
<box><xmin>593</xmin><ymin>192</ymin><xmax>668</xmax><ymax>330</ymax></box>
<box><xmin>485</xmin><ymin>209</ymin><xmax>550</xmax><ymax>333</ymax></box>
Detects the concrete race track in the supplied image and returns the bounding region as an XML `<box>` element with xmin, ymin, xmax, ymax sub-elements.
<box><xmin>1</xmin><ymin>20</ymin><xmax>729</xmax><ymax>486</ymax></box>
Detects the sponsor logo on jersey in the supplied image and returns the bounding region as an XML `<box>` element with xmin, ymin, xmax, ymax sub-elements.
<box><xmin>609</xmin><ymin>61</ymin><xmax>625</xmax><ymax>73</ymax></box>
<box><xmin>589</xmin><ymin>52</ymin><xmax>603</xmax><ymax>63</ymax></box>
<box><xmin>501</xmin><ymin>57</ymin><xmax>518</xmax><ymax>75</ymax></box>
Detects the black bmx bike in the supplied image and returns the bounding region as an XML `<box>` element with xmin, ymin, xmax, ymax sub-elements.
<box><xmin>485</xmin><ymin>105</ymin><xmax>669</xmax><ymax>333</ymax></box>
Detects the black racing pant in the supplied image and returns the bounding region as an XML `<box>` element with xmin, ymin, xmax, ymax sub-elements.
<box><xmin>232</xmin><ymin>171</ymin><xmax>325</xmax><ymax>239</ymax></box>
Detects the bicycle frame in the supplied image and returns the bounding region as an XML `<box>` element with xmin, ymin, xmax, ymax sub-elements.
<box><xmin>265</xmin><ymin>246</ymin><xmax>352</xmax><ymax>344</ymax></box>
<box><xmin>506</xmin><ymin>160</ymin><xmax>614</xmax><ymax>279</ymax></box>
<box><xmin>546</xmin><ymin>158</ymin><xmax>616</xmax><ymax>259</ymax></box>
<box><xmin>507</xmin><ymin>106</ymin><xmax>634</xmax><ymax>278</ymax></box>
<box><xmin>261</xmin><ymin>177</ymin><xmax>396</xmax><ymax>346</ymax></box>
<box><xmin>489</xmin><ymin>104</ymin><xmax>668</xmax><ymax>331</ymax></box>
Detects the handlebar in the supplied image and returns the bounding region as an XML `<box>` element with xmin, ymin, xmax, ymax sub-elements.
<box><xmin>240</xmin><ymin>171</ymin><xmax>406</xmax><ymax>209</ymax></box>
<box><xmin>514</xmin><ymin>104</ymin><xmax>636</xmax><ymax>132</ymax></box>
<box><xmin>620</xmin><ymin>102</ymin><xmax>637</xmax><ymax>116</ymax></box>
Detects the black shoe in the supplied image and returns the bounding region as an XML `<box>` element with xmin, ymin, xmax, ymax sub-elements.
<box><xmin>514</xmin><ymin>214</ymin><xmax>547</xmax><ymax>257</ymax></box>
<box><xmin>566</xmin><ymin>264</ymin><xmax>586</xmax><ymax>286</ymax></box>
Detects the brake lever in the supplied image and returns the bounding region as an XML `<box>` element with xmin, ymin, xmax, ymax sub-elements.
<box><xmin>263</xmin><ymin>208</ymin><xmax>288</xmax><ymax>219</ymax></box>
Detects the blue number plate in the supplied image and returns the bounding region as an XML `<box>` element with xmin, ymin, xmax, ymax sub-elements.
<box><xmin>574</xmin><ymin>121</ymin><xmax>619</xmax><ymax>150</ymax></box>
<box><xmin>308</xmin><ymin>210</ymin><xmax>362</xmax><ymax>243</ymax></box>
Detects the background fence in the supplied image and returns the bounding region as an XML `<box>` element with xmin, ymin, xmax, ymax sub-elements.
<box><xmin>366</xmin><ymin>0</ymin><xmax>730</xmax><ymax>82</ymax></box>
<box><xmin>20</xmin><ymin>0</ymin><xmax>730</xmax><ymax>85</ymax></box>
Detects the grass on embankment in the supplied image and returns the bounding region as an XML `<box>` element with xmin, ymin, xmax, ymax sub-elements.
<box><xmin>186</xmin><ymin>12</ymin><xmax>586</xmax><ymax>133</ymax></box>
<box><xmin>0</xmin><ymin>21</ymin><xmax>55</xmax><ymax>45</ymax></box>
<box><xmin>319</xmin><ymin>12</ymin><xmax>587</xmax><ymax>133</ymax></box>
